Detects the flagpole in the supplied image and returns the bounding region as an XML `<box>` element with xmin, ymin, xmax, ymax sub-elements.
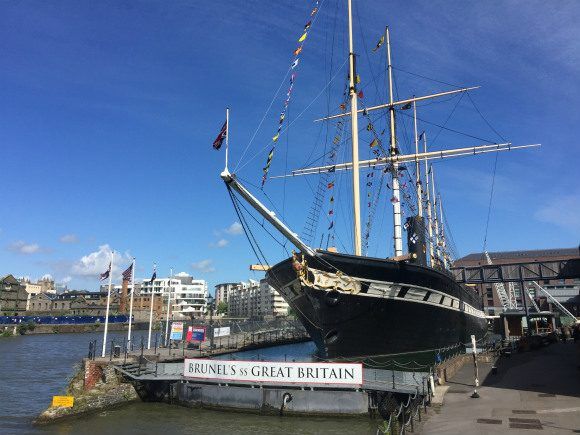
<box><xmin>127</xmin><ymin>257</ymin><xmax>135</xmax><ymax>345</ymax></box>
<box><xmin>147</xmin><ymin>263</ymin><xmax>156</xmax><ymax>349</ymax></box>
<box><xmin>164</xmin><ymin>268</ymin><xmax>173</xmax><ymax>347</ymax></box>
<box><xmin>225</xmin><ymin>108</ymin><xmax>230</xmax><ymax>171</ymax></box>
<box><xmin>101</xmin><ymin>250</ymin><xmax>114</xmax><ymax>358</ymax></box>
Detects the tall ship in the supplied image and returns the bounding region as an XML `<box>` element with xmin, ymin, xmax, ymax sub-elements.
<box><xmin>217</xmin><ymin>0</ymin><xmax>538</xmax><ymax>363</ymax></box>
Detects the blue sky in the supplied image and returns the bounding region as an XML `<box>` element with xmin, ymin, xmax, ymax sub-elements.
<box><xmin>1</xmin><ymin>0</ymin><xmax>579</xmax><ymax>292</ymax></box>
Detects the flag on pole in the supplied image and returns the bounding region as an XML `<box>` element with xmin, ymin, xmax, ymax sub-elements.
<box><xmin>372</xmin><ymin>35</ymin><xmax>385</xmax><ymax>52</ymax></box>
<box><xmin>149</xmin><ymin>266</ymin><xmax>157</xmax><ymax>284</ymax></box>
<box><xmin>122</xmin><ymin>263</ymin><xmax>133</xmax><ymax>283</ymax></box>
<box><xmin>100</xmin><ymin>262</ymin><xmax>111</xmax><ymax>281</ymax></box>
<box><xmin>212</xmin><ymin>121</ymin><xmax>227</xmax><ymax>150</ymax></box>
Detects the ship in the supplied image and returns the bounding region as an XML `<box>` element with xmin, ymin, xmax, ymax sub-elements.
<box><xmin>218</xmin><ymin>0</ymin><xmax>539</xmax><ymax>364</ymax></box>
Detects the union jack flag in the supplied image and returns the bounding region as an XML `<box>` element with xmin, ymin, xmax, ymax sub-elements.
<box><xmin>100</xmin><ymin>262</ymin><xmax>111</xmax><ymax>281</ymax></box>
<box><xmin>212</xmin><ymin>120</ymin><xmax>227</xmax><ymax>150</ymax></box>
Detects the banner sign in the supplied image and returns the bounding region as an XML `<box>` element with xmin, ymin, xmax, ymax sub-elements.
<box><xmin>213</xmin><ymin>326</ymin><xmax>230</xmax><ymax>338</ymax></box>
<box><xmin>183</xmin><ymin>359</ymin><xmax>363</xmax><ymax>386</ymax></box>
<box><xmin>187</xmin><ymin>326</ymin><xmax>206</xmax><ymax>342</ymax></box>
<box><xmin>170</xmin><ymin>322</ymin><xmax>184</xmax><ymax>341</ymax></box>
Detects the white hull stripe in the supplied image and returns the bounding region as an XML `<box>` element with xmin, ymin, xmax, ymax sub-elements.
<box><xmin>278</xmin><ymin>278</ymin><xmax>487</xmax><ymax>320</ymax></box>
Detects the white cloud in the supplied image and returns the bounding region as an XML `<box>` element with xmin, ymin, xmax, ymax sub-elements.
<box><xmin>60</xmin><ymin>234</ymin><xmax>78</xmax><ymax>243</ymax></box>
<box><xmin>191</xmin><ymin>259</ymin><xmax>215</xmax><ymax>273</ymax></box>
<box><xmin>61</xmin><ymin>276</ymin><xmax>72</xmax><ymax>284</ymax></box>
<box><xmin>225</xmin><ymin>222</ymin><xmax>243</xmax><ymax>236</ymax></box>
<box><xmin>534</xmin><ymin>195</ymin><xmax>580</xmax><ymax>232</ymax></box>
<box><xmin>175</xmin><ymin>272</ymin><xmax>190</xmax><ymax>277</ymax></box>
<box><xmin>210</xmin><ymin>238</ymin><xmax>229</xmax><ymax>248</ymax></box>
<box><xmin>8</xmin><ymin>240</ymin><xmax>41</xmax><ymax>255</ymax></box>
<box><xmin>70</xmin><ymin>244</ymin><xmax>132</xmax><ymax>278</ymax></box>
<box><xmin>41</xmin><ymin>274</ymin><xmax>54</xmax><ymax>281</ymax></box>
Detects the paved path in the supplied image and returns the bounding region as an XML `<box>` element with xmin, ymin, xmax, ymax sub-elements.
<box><xmin>420</xmin><ymin>342</ymin><xmax>580</xmax><ymax>434</ymax></box>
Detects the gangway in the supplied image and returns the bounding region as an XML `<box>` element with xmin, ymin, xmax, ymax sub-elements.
<box><xmin>484</xmin><ymin>251</ymin><xmax>517</xmax><ymax>311</ymax></box>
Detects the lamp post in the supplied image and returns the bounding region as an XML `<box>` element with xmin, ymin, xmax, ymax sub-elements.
<box><xmin>206</xmin><ymin>294</ymin><xmax>215</xmax><ymax>351</ymax></box>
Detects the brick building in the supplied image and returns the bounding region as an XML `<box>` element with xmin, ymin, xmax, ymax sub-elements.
<box><xmin>454</xmin><ymin>247</ymin><xmax>580</xmax><ymax>315</ymax></box>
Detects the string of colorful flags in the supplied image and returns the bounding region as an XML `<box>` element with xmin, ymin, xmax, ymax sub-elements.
<box><xmin>261</xmin><ymin>1</ymin><xmax>320</xmax><ymax>188</ymax></box>
<box><xmin>325</xmin><ymin>89</ymin><xmax>349</xmax><ymax>236</ymax></box>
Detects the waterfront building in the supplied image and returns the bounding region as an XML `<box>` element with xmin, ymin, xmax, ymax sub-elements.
<box><xmin>19</xmin><ymin>276</ymin><xmax>58</xmax><ymax>309</ymax></box>
<box><xmin>27</xmin><ymin>293</ymin><xmax>54</xmax><ymax>312</ymax></box>
<box><xmin>139</xmin><ymin>273</ymin><xmax>208</xmax><ymax>320</ymax></box>
<box><xmin>26</xmin><ymin>290</ymin><xmax>119</xmax><ymax>315</ymax></box>
<box><xmin>21</xmin><ymin>280</ymin><xmax>42</xmax><ymax>310</ymax></box>
<box><xmin>224</xmin><ymin>279</ymin><xmax>289</xmax><ymax>319</ymax></box>
<box><xmin>215</xmin><ymin>282</ymin><xmax>237</xmax><ymax>306</ymax></box>
<box><xmin>0</xmin><ymin>275</ymin><xmax>28</xmax><ymax>315</ymax></box>
<box><xmin>454</xmin><ymin>247</ymin><xmax>580</xmax><ymax>316</ymax></box>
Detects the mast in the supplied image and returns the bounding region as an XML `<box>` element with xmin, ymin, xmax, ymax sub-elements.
<box><xmin>438</xmin><ymin>194</ymin><xmax>449</xmax><ymax>269</ymax></box>
<box><xmin>386</xmin><ymin>27</ymin><xmax>403</xmax><ymax>257</ymax></box>
<box><xmin>347</xmin><ymin>0</ymin><xmax>362</xmax><ymax>256</ymax></box>
<box><xmin>430</xmin><ymin>165</ymin><xmax>441</xmax><ymax>265</ymax></box>
<box><xmin>423</xmin><ymin>135</ymin><xmax>434</xmax><ymax>266</ymax></box>
<box><xmin>413</xmin><ymin>100</ymin><xmax>422</xmax><ymax>217</ymax></box>
<box><xmin>225</xmin><ymin>107</ymin><xmax>230</xmax><ymax>171</ymax></box>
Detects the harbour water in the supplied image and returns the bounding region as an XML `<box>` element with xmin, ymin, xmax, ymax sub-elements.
<box><xmin>0</xmin><ymin>332</ymin><xmax>377</xmax><ymax>434</ymax></box>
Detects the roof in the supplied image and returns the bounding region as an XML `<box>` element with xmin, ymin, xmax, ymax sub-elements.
<box><xmin>456</xmin><ymin>247</ymin><xmax>579</xmax><ymax>263</ymax></box>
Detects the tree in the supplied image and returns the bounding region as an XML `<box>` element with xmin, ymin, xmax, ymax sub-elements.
<box><xmin>216</xmin><ymin>301</ymin><xmax>228</xmax><ymax>315</ymax></box>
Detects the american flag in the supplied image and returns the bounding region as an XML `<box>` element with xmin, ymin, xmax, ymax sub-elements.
<box><xmin>100</xmin><ymin>262</ymin><xmax>111</xmax><ymax>281</ymax></box>
<box><xmin>122</xmin><ymin>263</ymin><xmax>133</xmax><ymax>283</ymax></box>
<box><xmin>212</xmin><ymin>120</ymin><xmax>227</xmax><ymax>150</ymax></box>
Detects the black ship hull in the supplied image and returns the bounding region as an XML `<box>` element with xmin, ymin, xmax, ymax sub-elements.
<box><xmin>267</xmin><ymin>251</ymin><xmax>487</xmax><ymax>364</ymax></box>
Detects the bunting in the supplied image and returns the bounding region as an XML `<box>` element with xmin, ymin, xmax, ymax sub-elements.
<box><xmin>261</xmin><ymin>1</ymin><xmax>320</xmax><ymax>187</ymax></box>
<box><xmin>324</xmin><ymin>91</ymin><xmax>348</xmax><ymax>235</ymax></box>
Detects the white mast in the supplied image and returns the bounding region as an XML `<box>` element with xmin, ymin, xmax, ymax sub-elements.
<box><xmin>387</xmin><ymin>27</ymin><xmax>403</xmax><ymax>257</ymax></box>
<box><xmin>147</xmin><ymin>263</ymin><xmax>156</xmax><ymax>349</ymax></box>
<box><xmin>164</xmin><ymin>268</ymin><xmax>173</xmax><ymax>347</ymax></box>
<box><xmin>438</xmin><ymin>194</ymin><xmax>449</xmax><ymax>269</ymax></box>
<box><xmin>225</xmin><ymin>107</ymin><xmax>230</xmax><ymax>171</ymax></box>
<box><xmin>430</xmin><ymin>166</ymin><xmax>441</xmax><ymax>265</ymax></box>
<box><xmin>127</xmin><ymin>257</ymin><xmax>135</xmax><ymax>345</ymax></box>
<box><xmin>423</xmin><ymin>135</ymin><xmax>434</xmax><ymax>266</ymax></box>
<box><xmin>413</xmin><ymin>100</ymin><xmax>422</xmax><ymax>218</ymax></box>
<box><xmin>101</xmin><ymin>250</ymin><xmax>114</xmax><ymax>358</ymax></box>
<box><xmin>347</xmin><ymin>0</ymin><xmax>362</xmax><ymax>256</ymax></box>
